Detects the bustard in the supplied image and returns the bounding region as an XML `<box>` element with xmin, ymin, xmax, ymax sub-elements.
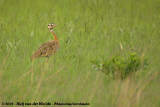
<box><xmin>31</xmin><ymin>24</ymin><xmax>59</xmax><ymax>61</ymax></box>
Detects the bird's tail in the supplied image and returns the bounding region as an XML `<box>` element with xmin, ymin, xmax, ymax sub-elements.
<box><xmin>30</xmin><ymin>55</ymin><xmax>34</xmax><ymax>62</ymax></box>
<box><xmin>30</xmin><ymin>57</ymin><xmax>33</xmax><ymax>62</ymax></box>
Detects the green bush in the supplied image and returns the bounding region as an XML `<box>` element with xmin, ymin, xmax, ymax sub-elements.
<box><xmin>91</xmin><ymin>52</ymin><xmax>148</xmax><ymax>79</ymax></box>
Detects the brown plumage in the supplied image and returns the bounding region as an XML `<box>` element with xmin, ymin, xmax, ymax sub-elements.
<box><xmin>31</xmin><ymin>24</ymin><xmax>59</xmax><ymax>61</ymax></box>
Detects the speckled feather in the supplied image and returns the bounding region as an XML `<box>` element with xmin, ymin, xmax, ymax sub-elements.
<box><xmin>31</xmin><ymin>40</ymin><xmax>59</xmax><ymax>61</ymax></box>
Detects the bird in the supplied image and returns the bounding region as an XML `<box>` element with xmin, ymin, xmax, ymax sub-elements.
<box><xmin>31</xmin><ymin>23</ymin><xmax>59</xmax><ymax>61</ymax></box>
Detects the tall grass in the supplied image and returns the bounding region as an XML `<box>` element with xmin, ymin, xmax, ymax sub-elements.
<box><xmin>0</xmin><ymin>0</ymin><xmax>160</xmax><ymax>106</ymax></box>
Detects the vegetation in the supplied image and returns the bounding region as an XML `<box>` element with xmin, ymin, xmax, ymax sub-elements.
<box><xmin>0</xmin><ymin>0</ymin><xmax>160</xmax><ymax>107</ymax></box>
<box><xmin>91</xmin><ymin>52</ymin><xmax>148</xmax><ymax>79</ymax></box>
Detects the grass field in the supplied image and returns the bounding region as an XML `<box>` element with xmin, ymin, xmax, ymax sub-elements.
<box><xmin>0</xmin><ymin>0</ymin><xmax>160</xmax><ymax>106</ymax></box>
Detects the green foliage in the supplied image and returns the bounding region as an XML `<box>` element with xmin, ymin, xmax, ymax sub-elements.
<box><xmin>91</xmin><ymin>52</ymin><xmax>148</xmax><ymax>79</ymax></box>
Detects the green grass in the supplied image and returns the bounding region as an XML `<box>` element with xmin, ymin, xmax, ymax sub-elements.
<box><xmin>0</xmin><ymin>0</ymin><xmax>160</xmax><ymax>106</ymax></box>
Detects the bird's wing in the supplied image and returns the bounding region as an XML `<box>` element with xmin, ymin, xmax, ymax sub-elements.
<box><xmin>32</xmin><ymin>41</ymin><xmax>59</xmax><ymax>58</ymax></box>
<box><xmin>38</xmin><ymin>41</ymin><xmax>59</xmax><ymax>56</ymax></box>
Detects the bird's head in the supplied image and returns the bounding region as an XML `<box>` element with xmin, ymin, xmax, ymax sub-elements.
<box><xmin>48</xmin><ymin>23</ymin><xmax>56</xmax><ymax>30</ymax></box>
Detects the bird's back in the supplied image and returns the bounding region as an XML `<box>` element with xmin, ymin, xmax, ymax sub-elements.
<box><xmin>31</xmin><ymin>40</ymin><xmax>59</xmax><ymax>61</ymax></box>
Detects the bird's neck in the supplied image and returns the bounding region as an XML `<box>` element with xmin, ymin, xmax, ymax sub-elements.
<box><xmin>51</xmin><ymin>30</ymin><xmax>58</xmax><ymax>42</ymax></box>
